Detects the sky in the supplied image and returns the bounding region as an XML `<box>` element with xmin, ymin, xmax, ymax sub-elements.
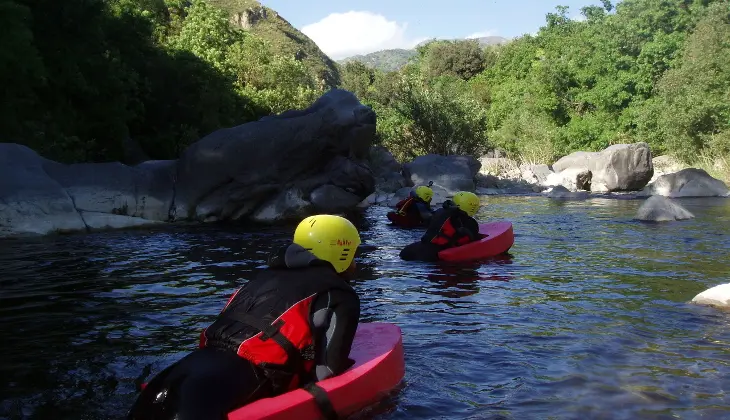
<box><xmin>259</xmin><ymin>0</ymin><xmax>604</xmax><ymax>59</ymax></box>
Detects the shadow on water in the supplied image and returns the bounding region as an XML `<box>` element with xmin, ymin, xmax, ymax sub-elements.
<box><xmin>2</xmin><ymin>196</ymin><xmax>730</xmax><ymax>419</ymax></box>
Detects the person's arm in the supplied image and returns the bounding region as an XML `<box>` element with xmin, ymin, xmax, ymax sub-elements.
<box><xmin>415</xmin><ymin>201</ymin><xmax>432</xmax><ymax>221</ymax></box>
<box><xmin>312</xmin><ymin>290</ymin><xmax>361</xmax><ymax>381</ymax></box>
<box><xmin>466</xmin><ymin>217</ymin><xmax>481</xmax><ymax>239</ymax></box>
<box><xmin>455</xmin><ymin>215</ymin><xmax>481</xmax><ymax>241</ymax></box>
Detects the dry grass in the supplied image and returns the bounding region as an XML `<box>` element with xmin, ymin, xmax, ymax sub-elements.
<box><xmin>695</xmin><ymin>153</ymin><xmax>730</xmax><ymax>184</ymax></box>
<box><xmin>479</xmin><ymin>157</ymin><xmax>521</xmax><ymax>178</ymax></box>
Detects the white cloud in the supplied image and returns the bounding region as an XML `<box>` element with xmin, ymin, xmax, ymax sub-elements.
<box><xmin>465</xmin><ymin>30</ymin><xmax>497</xmax><ymax>39</ymax></box>
<box><xmin>301</xmin><ymin>11</ymin><xmax>427</xmax><ymax>59</ymax></box>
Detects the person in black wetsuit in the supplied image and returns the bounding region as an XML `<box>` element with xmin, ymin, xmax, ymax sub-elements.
<box><xmin>386</xmin><ymin>185</ymin><xmax>434</xmax><ymax>227</ymax></box>
<box><xmin>399</xmin><ymin>191</ymin><xmax>482</xmax><ymax>262</ymax></box>
<box><xmin>127</xmin><ymin>214</ymin><xmax>362</xmax><ymax>420</ymax></box>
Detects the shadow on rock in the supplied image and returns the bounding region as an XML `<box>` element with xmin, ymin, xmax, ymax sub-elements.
<box><xmin>0</xmin><ymin>89</ymin><xmax>379</xmax><ymax>238</ymax></box>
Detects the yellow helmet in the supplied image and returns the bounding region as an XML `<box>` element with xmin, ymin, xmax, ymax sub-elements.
<box><xmin>414</xmin><ymin>185</ymin><xmax>434</xmax><ymax>203</ymax></box>
<box><xmin>293</xmin><ymin>214</ymin><xmax>362</xmax><ymax>273</ymax></box>
<box><xmin>453</xmin><ymin>191</ymin><xmax>480</xmax><ymax>217</ymax></box>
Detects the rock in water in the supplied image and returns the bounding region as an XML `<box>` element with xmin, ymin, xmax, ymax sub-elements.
<box><xmin>0</xmin><ymin>89</ymin><xmax>377</xmax><ymax>237</ymax></box>
<box><xmin>635</xmin><ymin>196</ymin><xmax>694</xmax><ymax>221</ymax></box>
<box><xmin>638</xmin><ymin>168</ymin><xmax>729</xmax><ymax>198</ymax></box>
<box><xmin>551</xmin><ymin>142</ymin><xmax>653</xmax><ymax>192</ymax></box>
<box><xmin>691</xmin><ymin>283</ymin><xmax>730</xmax><ymax>308</ymax></box>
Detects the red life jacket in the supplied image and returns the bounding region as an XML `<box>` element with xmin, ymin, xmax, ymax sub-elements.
<box><xmin>200</xmin><ymin>263</ymin><xmax>356</xmax><ymax>392</ymax></box>
<box><xmin>428</xmin><ymin>214</ymin><xmax>473</xmax><ymax>247</ymax></box>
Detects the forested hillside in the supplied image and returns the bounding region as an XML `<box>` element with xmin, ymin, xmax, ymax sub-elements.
<box><xmin>1</xmin><ymin>0</ymin><xmax>335</xmax><ymax>162</ymax></box>
<box><xmin>338</xmin><ymin>35</ymin><xmax>509</xmax><ymax>72</ymax></box>
<box><xmin>3</xmin><ymin>0</ymin><xmax>728</xmax><ymax>182</ymax></box>
<box><xmin>340</xmin><ymin>0</ymin><xmax>729</xmax><ymax>179</ymax></box>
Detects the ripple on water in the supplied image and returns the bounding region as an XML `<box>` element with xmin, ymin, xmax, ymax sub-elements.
<box><xmin>1</xmin><ymin>197</ymin><xmax>730</xmax><ymax>419</ymax></box>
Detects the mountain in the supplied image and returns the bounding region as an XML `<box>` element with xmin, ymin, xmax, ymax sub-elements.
<box><xmin>210</xmin><ymin>0</ymin><xmax>340</xmax><ymax>87</ymax></box>
<box><xmin>339</xmin><ymin>36</ymin><xmax>510</xmax><ymax>72</ymax></box>
<box><xmin>339</xmin><ymin>49</ymin><xmax>418</xmax><ymax>72</ymax></box>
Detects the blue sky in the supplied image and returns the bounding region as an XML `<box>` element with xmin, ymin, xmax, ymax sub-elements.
<box><xmin>259</xmin><ymin>0</ymin><xmax>606</xmax><ymax>59</ymax></box>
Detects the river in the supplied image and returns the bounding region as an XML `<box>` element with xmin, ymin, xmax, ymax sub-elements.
<box><xmin>2</xmin><ymin>196</ymin><xmax>730</xmax><ymax>419</ymax></box>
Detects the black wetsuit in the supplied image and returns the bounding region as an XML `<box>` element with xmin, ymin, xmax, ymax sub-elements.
<box><xmin>399</xmin><ymin>201</ymin><xmax>480</xmax><ymax>262</ymax></box>
<box><xmin>127</xmin><ymin>244</ymin><xmax>360</xmax><ymax>420</ymax></box>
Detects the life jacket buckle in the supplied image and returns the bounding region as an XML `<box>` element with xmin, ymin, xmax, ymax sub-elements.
<box><xmin>260</xmin><ymin>319</ymin><xmax>285</xmax><ymax>341</ymax></box>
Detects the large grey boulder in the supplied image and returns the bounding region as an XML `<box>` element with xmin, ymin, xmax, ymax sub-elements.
<box><xmin>0</xmin><ymin>89</ymin><xmax>378</xmax><ymax>237</ymax></box>
<box><xmin>551</xmin><ymin>143</ymin><xmax>653</xmax><ymax>192</ymax></box>
<box><xmin>403</xmin><ymin>154</ymin><xmax>481</xmax><ymax>194</ymax></box>
<box><xmin>173</xmin><ymin>89</ymin><xmax>376</xmax><ymax>222</ymax></box>
<box><xmin>43</xmin><ymin>160</ymin><xmax>176</xmax><ymax>221</ymax></box>
<box><xmin>635</xmin><ymin>196</ymin><xmax>695</xmax><ymax>221</ymax></box>
<box><xmin>638</xmin><ymin>168</ymin><xmax>729</xmax><ymax>198</ymax></box>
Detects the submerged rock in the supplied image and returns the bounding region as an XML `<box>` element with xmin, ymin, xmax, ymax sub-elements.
<box><xmin>635</xmin><ymin>196</ymin><xmax>694</xmax><ymax>222</ymax></box>
<box><xmin>691</xmin><ymin>284</ymin><xmax>730</xmax><ymax>308</ymax></box>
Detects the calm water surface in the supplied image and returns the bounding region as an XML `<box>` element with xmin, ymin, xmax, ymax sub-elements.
<box><xmin>2</xmin><ymin>196</ymin><xmax>730</xmax><ymax>419</ymax></box>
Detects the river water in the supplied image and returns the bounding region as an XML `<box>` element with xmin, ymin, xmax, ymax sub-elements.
<box><xmin>2</xmin><ymin>196</ymin><xmax>730</xmax><ymax>419</ymax></box>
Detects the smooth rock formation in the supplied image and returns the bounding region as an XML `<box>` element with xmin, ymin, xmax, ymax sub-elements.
<box><xmin>0</xmin><ymin>89</ymin><xmax>377</xmax><ymax>237</ymax></box>
<box><xmin>544</xmin><ymin>168</ymin><xmax>592</xmax><ymax>192</ymax></box>
<box><xmin>638</xmin><ymin>168</ymin><xmax>729</xmax><ymax>198</ymax></box>
<box><xmin>403</xmin><ymin>154</ymin><xmax>481</xmax><ymax>194</ymax></box>
<box><xmin>552</xmin><ymin>142</ymin><xmax>653</xmax><ymax>192</ymax></box>
<box><xmin>691</xmin><ymin>283</ymin><xmax>730</xmax><ymax>308</ymax></box>
<box><xmin>635</xmin><ymin>196</ymin><xmax>695</xmax><ymax>221</ymax></box>
<box><xmin>0</xmin><ymin>144</ymin><xmax>88</xmax><ymax>236</ymax></box>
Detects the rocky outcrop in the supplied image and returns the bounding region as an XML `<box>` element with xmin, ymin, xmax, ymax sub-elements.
<box><xmin>359</xmin><ymin>153</ymin><xmax>485</xmax><ymax>208</ymax></box>
<box><xmin>0</xmin><ymin>89</ymin><xmax>377</xmax><ymax>237</ymax></box>
<box><xmin>477</xmin><ymin>157</ymin><xmax>547</xmax><ymax>193</ymax></box>
<box><xmin>544</xmin><ymin>168</ymin><xmax>592</xmax><ymax>192</ymax></box>
<box><xmin>1</xmin><ymin>144</ymin><xmax>89</xmax><ymax>237</ymax></box>
<box><xmin>551</xmin><ymin>142</ymin><xmax>653</xmax><ymax>192</ymax></box>
<box><xmin>638</xmin><ymin>168</ymin><xmax>729</xmax><ymax>198</ymax></box>
<box><xmin>404</xmin><ymin>154</ymin><xmax>481</xmax><ymax>194</ymax></box>
<box><xmin>635</xmin><ymin>196</ymin><xmax>694</xmax><ymax>222</ymax></box>
<box><xmin>691</xmin><ymin>283</ymin><xmax>730</xmax><ymax>309</ymax></box>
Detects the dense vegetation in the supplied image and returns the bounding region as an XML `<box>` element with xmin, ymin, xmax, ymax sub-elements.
<box><xmin>1</xmin><ymin>0</ymin><xmax>333</xmax><ymax>162</ymax></box>
<box><xmin>341</xmin><ymin>0</ymin><xmax>729</xmax><ymax>179</ymax></box>
<box><xmin>3</xmin><ymin>0</ymin><xmax>728</xmax><ymax>182</ymax></box>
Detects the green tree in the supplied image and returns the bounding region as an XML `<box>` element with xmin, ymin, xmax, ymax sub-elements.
<box><xmin>642</xmin><ymin>2</ymin><xmax>730</xmax><ymax>160</ymax></box>
<box><xmin>339</xmin><ymin>61</ymin><xmax>376</xmax><ymax>101</ymax></box>
<box><xmin>421</xmin><ymin>39</ymin><xmax>486</xmax><ymax>81</ymax></box>
<box><xmin>382</xmin><ymin>75</ymin><xmax>490</xmax><ymax>161</ymax></box>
